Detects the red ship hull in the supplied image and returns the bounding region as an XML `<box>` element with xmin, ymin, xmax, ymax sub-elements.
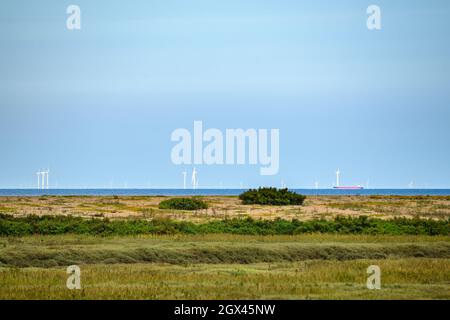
<box><xmin>333</xmin><ymin>186</ymin><xmax>364</xmax><ymax>190</ymax></box>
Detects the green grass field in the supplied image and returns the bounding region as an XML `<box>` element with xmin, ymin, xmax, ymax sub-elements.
<box><xmin>0</xmin><ymin>196</ymin><xmax>449</xmax><ymax>300</ymax></box>
<box><xmin>1</xmin><ymin>234</ymin><xmax>449</xmax><ymax>267</ymax></box>
<box><xmin>1</xmin><ymin>258</ymin><xmax>449</xmax><ymax>299</ymax></box>
<box><xmin>0</xmin><ymin>234</ymin><xmax>449</xmax><ymax>299</ymax></box>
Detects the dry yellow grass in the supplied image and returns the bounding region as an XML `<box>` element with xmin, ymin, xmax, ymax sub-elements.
<box><xmin>1</xmin><ymin>195</ymin><xmax>449</xmax><ymax>222</ymax></box>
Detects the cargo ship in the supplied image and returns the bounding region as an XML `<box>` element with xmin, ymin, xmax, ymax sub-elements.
<box><xmin>333</xmin><ymin>169</ymin><xmax>364</xmax><ymax>190</ymax></box>
<box><xmin>333</xmin><ymin>186</ymin><xmax>364</xmax><ymax>190</ymax></box>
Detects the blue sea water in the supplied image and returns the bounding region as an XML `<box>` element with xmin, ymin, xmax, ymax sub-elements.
<box><xmin>0</xmin><ymin>189</ymin><xmax>450</xmax><ymax>196</ymax></box>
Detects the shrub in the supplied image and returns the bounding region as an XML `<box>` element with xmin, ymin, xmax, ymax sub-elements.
<box><xmin>0</xmin><ymin>214</ymin><xmax>448</xmax><ymax>237</ymax></box>
<box><xmin>158</xmin><ymin>197</ymin><xmax>208</xmax><ymax>210</ymax></box>
<box><xmin>239</xmin><ymin>187</ymin><xmax>306</xmax><ymax>205</ymax></box>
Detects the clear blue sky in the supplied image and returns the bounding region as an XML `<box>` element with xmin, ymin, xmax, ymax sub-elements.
<box><xmin>1</xmin><ymin>0</ymin><xmax>450</xmax><ymax>188</ymax></box>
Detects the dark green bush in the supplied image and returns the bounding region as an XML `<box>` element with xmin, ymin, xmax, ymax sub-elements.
<box><xmin>239</xmin><ymin>187</ymin><xmax>306</xmax><ymax>205</ymax></box>
<box><xmin>158</xmin><ymin>197</ymin><xmax>208</xmax><ymax>210</ymax></box>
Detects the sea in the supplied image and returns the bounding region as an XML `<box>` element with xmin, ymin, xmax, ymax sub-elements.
<box><xmin>0</xmin><ymin>189</ymin><xmax>450</xmax><ymax>196</ymax></box>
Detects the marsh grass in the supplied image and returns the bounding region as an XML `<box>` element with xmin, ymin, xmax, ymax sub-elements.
<box><xmin>0</xmin><ymin>196</ymin><xmax>448</xmax><ymax>300</ymax></box>
<box><xmin>0</xmin><ymin>259</ymin><xmax>448</xmax><ymax>299</ymax></box>
<box><xmin>0</xmin><ymin>234</ymin><xmax>449</xmax><ymax>268</ymax></box>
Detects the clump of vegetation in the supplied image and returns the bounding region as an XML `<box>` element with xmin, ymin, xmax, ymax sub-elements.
<box><xmin>239</xmin><ymin>187</ymin><xmax>306</xmax><ymax>205</ymax></box>
<box><xmin>158</xmin><ymin>197</ymin><xmax>208</xmax><ymax>210</ymax></box>
<box><xmin>1</xmin><ymin>214</ymin><xmax>448</xmax><ymax>236</ymax></box>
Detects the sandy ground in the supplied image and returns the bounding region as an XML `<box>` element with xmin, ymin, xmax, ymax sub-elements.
<box><xmin>1</xmin><ymin>195</ymin><xmax>449</xmax><ymax>222</ymax></box>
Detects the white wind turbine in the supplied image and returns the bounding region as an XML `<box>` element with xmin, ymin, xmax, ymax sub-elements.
<box><xmin>40</xmin><ymin>170</ymin><xmax>46</xmax><ymax>190</ymax></box>
<box><xmin>36</xmin><ymin>171</ymin><xmax>41</xmax><ymax>189</ymax></box>
<box><xmin>182</xmin><ymin>171</ymin><xmax>187</xmax><ymax>189</ymax></box>
<box><xmin>336</xmin><ymin>169</ymin><xmax>340</xmax><ymax>187</ymax></box>
<box><xmin>45</xmin><ymin>169</ymin><xmax>50</xmax><ymax>189</ymax></box>
<box><xmin>191</xmin><ymin>168</ymin><xmax>198</xmax><ymax>189</ymax></box>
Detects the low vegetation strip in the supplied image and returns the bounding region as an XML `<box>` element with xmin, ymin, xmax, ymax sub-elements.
<box><xmin>1</xmin><ymin>259</ymin><xmax>449</xmax><ymax>299</ymax></box>
<box><xmin>1</xmin><ymin>240</ymin><xmax>449</xmax><ymax>267</ymax></box>
<box><xmin>0</xmin><ymin>214</ymin><xmax>449</xmax><ymax>236</ymax></box>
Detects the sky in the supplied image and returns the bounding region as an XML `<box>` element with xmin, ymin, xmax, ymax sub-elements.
<box><xmin>1</xmin><ymin>0</ymin><xmax>450</xmax><ymax>189</ymax></box>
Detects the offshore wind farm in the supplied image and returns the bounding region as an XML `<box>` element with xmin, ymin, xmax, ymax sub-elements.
<box><xmin>2</xmin><ymin>166</ymin><xmax>446</xmax><ymax>196</ymax></box>
<box><xmin>1</xmin><ymin>166</ymin><xmax>449</xmax><ymax>196</ymax></box>
<box><xmin>1</xmin><ymin>188</ymin><xmax>450</xmax><ymax>197</ymax></box>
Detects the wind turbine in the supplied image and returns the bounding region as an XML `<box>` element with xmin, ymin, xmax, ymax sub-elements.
<box><xmin>315</xmin><ymin>181</ymin><xmax>319</xmax><ymax>189</ymax></box>
<box><xmin>182</xmin><ymin>171</ymin><xmax>187</xmax><ymax>189</ymax></box>
<box><xmin>40</xmin><ymin>171</ymin><xmax>46</xmax><ymax>190</ymax></box>
<box><xmin>45</xmin><ymin>169</ymin><xmax>50</xmax><ymax>189</ymax></box>
<box><xmin>191</xmin><ymin>168</ymin><xmax>198</xmax><ymax>189</ymax></box>
<box><xmin>336</xmin><ymin>169</ymin><xmax>340</xmax><ymax>187</ymax></box>
<box><xmin>36</xmin><ymin>171</ymin><xmax>41</xmax><ymax>189</ymax></box>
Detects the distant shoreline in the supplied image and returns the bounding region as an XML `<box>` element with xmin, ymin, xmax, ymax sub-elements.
<box><xmin>1</xmin><ymin>188</ymin><xmax>450</xmax><ymax>196</ymax></box>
